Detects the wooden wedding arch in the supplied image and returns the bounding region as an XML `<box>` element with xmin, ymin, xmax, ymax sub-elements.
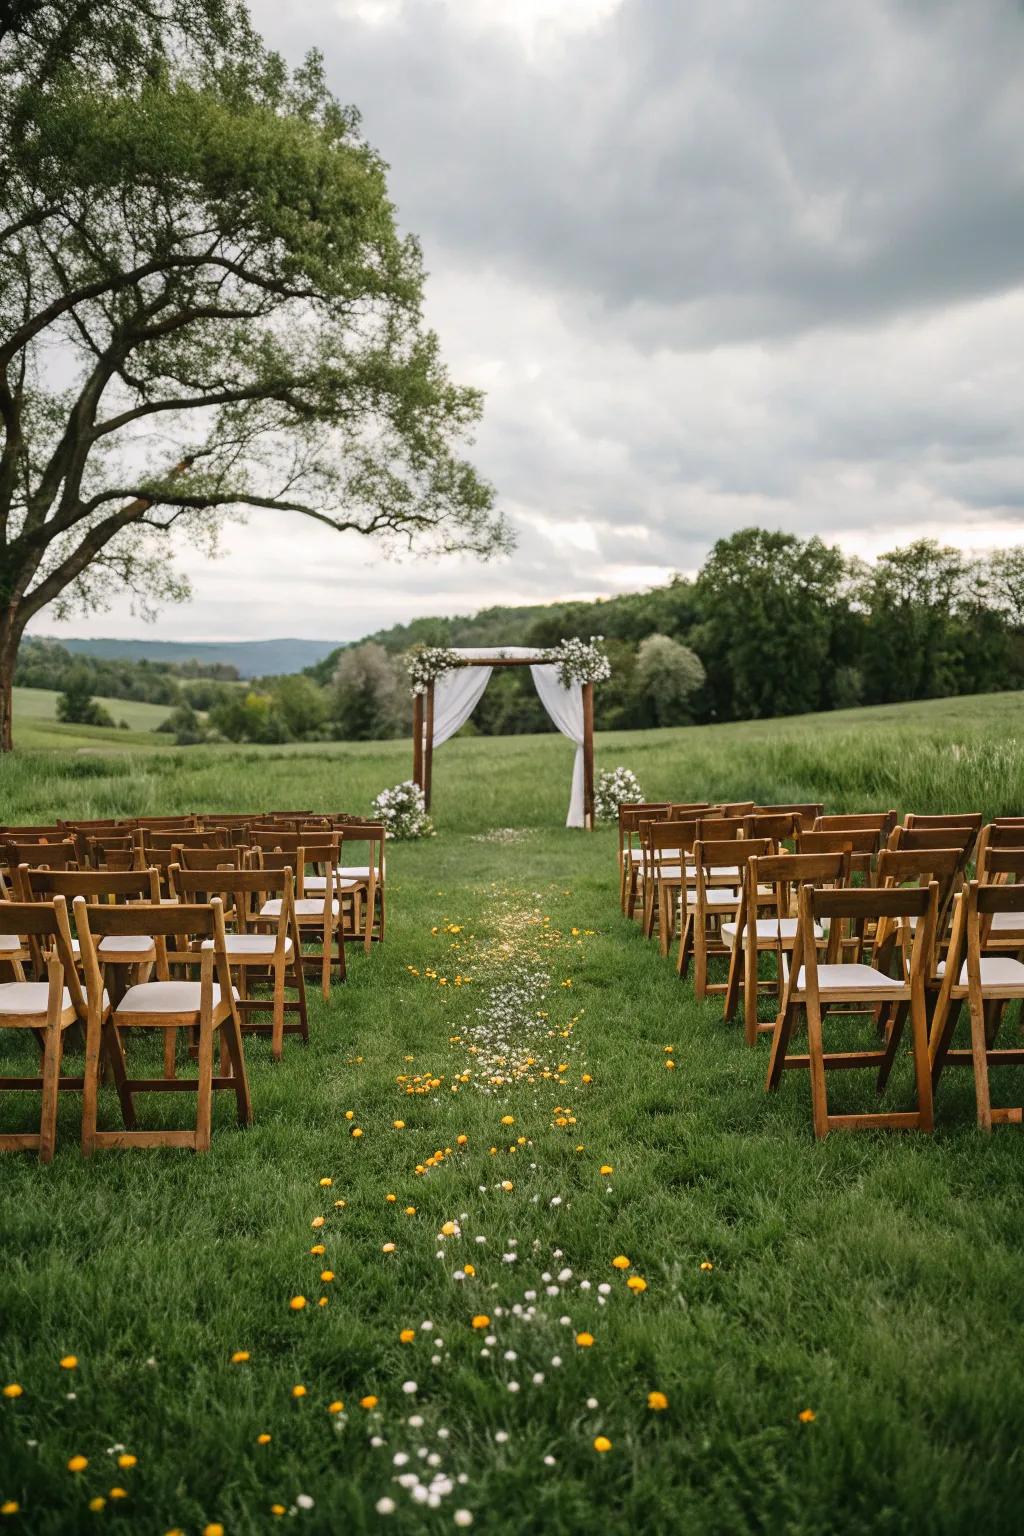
<box><xmin>411</xmin><ymin>654</ymin><xmax>596</xmax><ymax>827</ymax></box>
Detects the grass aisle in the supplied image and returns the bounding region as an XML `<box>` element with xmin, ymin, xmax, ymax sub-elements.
<box><xmin>2</xmin><ymin>824</ymin><xmax>1024</xmax><ymax>1534</ymax></box>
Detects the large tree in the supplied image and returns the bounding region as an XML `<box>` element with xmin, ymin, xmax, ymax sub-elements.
<box><xmin>0</xmin><ymin>0</ymin><xmax>508</xmax><ymax>749</ymax></box>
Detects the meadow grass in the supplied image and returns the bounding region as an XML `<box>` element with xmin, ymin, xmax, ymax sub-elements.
<box><xmin>1</xmin><ymin>692</ymin><xmax>1024</xmax><ymax>1534</ymax></box>
<box><xmin>10</xmin><ymin>688</ymin><xmax>170</xmax><ymax>752</ymax></box>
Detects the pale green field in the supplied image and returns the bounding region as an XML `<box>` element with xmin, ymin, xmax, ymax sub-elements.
<box><xmin>10</xmin><ymin>687</ymin><xmax>171</xmax><ymax>751</ymax></box>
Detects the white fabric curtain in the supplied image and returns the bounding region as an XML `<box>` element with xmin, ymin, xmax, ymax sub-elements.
<box><xmin>431</xmin><ymin>661</ymin><xmax>493</xmax><ymax>747</ymax></box>
<box><xmin>530</xmin><ymin>664</ymin><xmax>585</xmax><ymax>828</ymax></box>
<box><xmin>429</xmin><ymin>646</ymin><xmax>586</xmax><ymax>827</ymax></box>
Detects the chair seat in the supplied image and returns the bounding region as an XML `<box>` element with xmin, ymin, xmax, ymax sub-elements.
<box><xmin>300</xmin><ymin>876</ymin><xmax>361</xmax><ymax>892</ymax></box>
<box><xmin>721</xmin><ymin>917</ymin><xmax>822</xmax><ymax>945</ymax></box>
<box><xmin>989</xmin><ymin>911</ymin><xmax>1024</xmax><ymax>934</ymax></box>
<box><xmin>795</xmin><ymin>963</ymin><xmax>902</xmax><ymax>992</ymax></box>
<box><xmin>259</xmin><ymin>898</ymin><xmax>341</xmax><ymax>918</ymax></box>
<box><xmin>0</xmin><ymin>934</ymin><xmax>23</xmax><ymax>952</ymax></box>
<box><xmin>0</xmin><ymin>981</ymin><xmax>73</xmax><ymax>1015</ymax></box>
<box><xmin>936</xmin><ymin>956</ymin><xmax>1024</xmax><ymax>986</ymax></box>
<box><xmin>650</xmin><ymin>864</ymin><xmax>685</xmax><ymax>880</ymax></box>
<box><xmin>99</xmin><ymin>935</ymin><xmax>155</xmax><ymax>956</ymax></box>
<box><xmin>703</xmin><ymin>888</ymin><xmax>742</xmax><ymax>907</ymax></box>
<box><xmin>203</xmin><ymin>934</ymin><xmax>293</xmax><ymax>956</ymax></box>
<box><xmin>115</xmin><ymin>980</ymin><xmax>238</xmax><ymax>1015</ymax></box>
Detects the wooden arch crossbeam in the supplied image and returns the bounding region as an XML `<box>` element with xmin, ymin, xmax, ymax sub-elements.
<box><xmin>411</xmin><ymin>655</ymin><xmax>596</xmax><ymax>828</ymax></box>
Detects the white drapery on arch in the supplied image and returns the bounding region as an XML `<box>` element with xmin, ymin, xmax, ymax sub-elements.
<box><xmin>430</xmin><ymin>647</ymin><xmax>586</xmax><ymax>827</ymax></box>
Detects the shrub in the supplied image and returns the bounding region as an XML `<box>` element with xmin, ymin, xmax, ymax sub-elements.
<box><xmin>371</xmin><ymin>781</ymin><xmax>434</xmax><ymax>840</ymax></box>
<box><xmin>594</xmin><ymin>766</ymin><xmax>644</xmax><ymax>821</ymax></box>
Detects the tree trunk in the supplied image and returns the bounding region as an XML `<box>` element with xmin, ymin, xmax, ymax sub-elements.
<box><xmin>0</xmin><ymin>604</ymin><xmax>26</xmax><ymax>753</ymax></box>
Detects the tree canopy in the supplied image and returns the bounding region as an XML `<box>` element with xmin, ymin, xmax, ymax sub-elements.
<box><xmin>0</xmin><ymin>0</ymin><xmax>508</xmax><ymax>747</ymax></box>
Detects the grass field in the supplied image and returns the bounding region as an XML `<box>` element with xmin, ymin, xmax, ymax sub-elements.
<box><xmin>2</xmin><ymin>692</ymin><xmax>1024</xmax><ymax>1535</ymax></box>
<box><xmin>10</xmin><ymin>687</ymin><xmax>171</xmax><ymax>752</ymax></box>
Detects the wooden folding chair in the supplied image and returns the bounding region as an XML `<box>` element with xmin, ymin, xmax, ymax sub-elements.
<box><xmin>872</xmin><ymin>847</ymin><xmax>965</xmax><ymax>975</ymax></box>
<box><xmin>619</xmin><ymin>805</ymin><xmax>671</xmax><ymax>919</ymax></box>
<box><xmin>765</xmin><ymin>882</ymin><xmax>938</xmax><ymax>1137</ymax></box>
<box><xmin>0</xmin><ymin>896</ymin><xmax>118</xmax><ymax>1163</ymax></box>
<box><xmin>929</xmin><ymin>875</ymin><xmax>1024</xmax><ymax>1130</ymax></box>
<box><xmin>171</xmin><ymin>865</ymin><xmax>307</xmax><ymax>1060</ymax></box>
<box><xmin>904</xmin><ymin>811</ymin><xmax>983</xmax><ymax>840</ymax></box>
<box><xmin>641</xmin><ymin>819</ymin><xmax>697</xmax><ymax>955</ymax></box>
<box><xmin>690</xmin><ymin>837</ymin><xmax>773</xmax><ymax>1000</ymax></box>
<box><xmin>724</xmin><ymin>850</ymin><xmax>850</xmax><ymax>1045</ymax></box>
<box><xmin>302</xmin><ymin>820</ymin><xmax>386</xmax><ymax>951</ymax></box>
<box><xmin>973</xmin><ymin>841</ymin><xmax>1024</xmax><ymax>952</ymax></box>
<box><xmin>75</xmin><ymin>897</ymin><xmax>251</xmax><ymax>1152</ymax></box>
<box><xmin>255</xmin><ymin>842</ymin><xmax>348</xmax><ymax>997</ymax></box>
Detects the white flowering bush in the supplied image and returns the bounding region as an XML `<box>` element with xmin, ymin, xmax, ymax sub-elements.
<box><xmin>594</xmin><ymin>766</ymin><xmax>644</xmax><ymax>822</ymax></box>
<box><xmin>406</xmin><ymin>645</ymin><xmax>459</xmax><ymax>695</ymax></box>
<box><xmin>542</xmin><ymin>636</ymin><xmax>611</xmax><ymax>689</ymax></box>
<box><xmin>371</xmin><ymin>781</ymin><xmax>435</xmax><ymax>839</ymax></box>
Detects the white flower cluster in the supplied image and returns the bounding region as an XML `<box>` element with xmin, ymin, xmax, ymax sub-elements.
<box><xmin>593</xmin><ymin>766</ymin><xmax>644</xmax><ymax>822</ymax></box>
<box><xmin>370</xmin><ymin>781</ymin><xmax>435</xmax><ymax>840</ymax></box>
<box><xmin>406</xmin><ymin>646</ymin><xmax>460</xmax><ymax>695</ymax></box>
<box><xmin>541</xmin><ymin>636</ymin><xmax>611</xmax><ymax>689</ymax></box>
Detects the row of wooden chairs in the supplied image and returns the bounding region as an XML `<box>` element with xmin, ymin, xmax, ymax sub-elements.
<box><xmin>0</xmin><ymin>812</ymin><xmax>391</xmax><ymax>1160</ymax></box>
<box><xmin>618</xmin><ymin>801</ymin><xmax>1024</xmax><ymax>1137</ymax></box>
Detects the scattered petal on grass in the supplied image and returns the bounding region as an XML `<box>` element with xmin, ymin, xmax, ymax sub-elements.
<box><xmin>648</xmin><ymin>1391</ymin><xmax>669</xmax><ymax>1411</ymax></box>
<box><xmin>593</xmin><ymin>1436</ymin><xmax>612</xmax><ymax>1453</ymax></box>
<box><xmin>67</xmin><ymin>1456</ymin><xmax>88</xmax><ymax>1473</ymax></box>
<box><xmin>799</xmin><ymin>1409</ymin><xmax>816</xmax><ymax>1423</ymax></box>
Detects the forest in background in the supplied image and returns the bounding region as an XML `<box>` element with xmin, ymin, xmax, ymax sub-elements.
<box><xmin>15</xmin><ymin>529</ymin><xmax>1024</xmax><ymax>743</ymax></box>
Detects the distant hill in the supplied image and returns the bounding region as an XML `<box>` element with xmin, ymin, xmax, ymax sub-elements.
<box><xmin>56</xmin><ymin>636</ymin><xmax>345</xmax><ymax>679</ymax></box>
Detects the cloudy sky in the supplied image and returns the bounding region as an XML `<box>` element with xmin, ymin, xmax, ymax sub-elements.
<box><xmin>41</xmin><ymin>0</ymin><xmax>1024</xmax><ymax>643</ymax></box>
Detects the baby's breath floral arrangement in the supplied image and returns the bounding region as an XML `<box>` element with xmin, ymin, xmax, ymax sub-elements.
<box><xmin>371</xmin><ymin>781</ymin><xmax>434</xmax><ymax>839</ymax></box>
<box><xmin>542</xmin><ymin>636</ymin><xmax>611</xmax><ymax>690</ymax></box>
<box><xmin>594</xmin><ymin>766</ymin><xmax>644</xmax><ymax>821</ymax></box>
<box><xmin>406</xmin><ymin>646</ymin><xmax>460</xmax><ymax>696</ymax></box>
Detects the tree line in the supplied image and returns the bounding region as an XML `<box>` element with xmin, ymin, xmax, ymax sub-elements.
<box><xmin>27</xmin><ymin>528</ymin><xmax>1018</xmax><ymax>745</ymax></box>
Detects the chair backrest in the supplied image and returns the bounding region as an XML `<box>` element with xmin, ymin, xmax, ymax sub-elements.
<box><xmin>889</xmin><ymin>825</ymin><xmax>977</xmax><ymax>856</ymax></box>
<box><xmin>718</xmin><ymin>801</ymin><xmax>755</xmax><ymax>817</ymax></box>
<box><xmin>742</xmin><ymin>812</ymin><xmax>801</xmax><ymax>844</ymax></box>
<box><xmin>802</xmin><ymin>882</ymin><xmax>937</xmax><ymax>973</ymax></box>
<box><xmin>813</xmin><ymin>811</ymin><xmax>897</xmax><ymax>841</ymax></box>
<box><xmin>693</xmin><ymin>838</ymin><xmax>772</xmax><ymax>892</ymax></box>
<box><xmin>796</xmin><ymin>827</ymin><xmax>878</xmax><ymax>874</ymax></box>
<box><xmin>256</xmin><ymin>842</ymin><xmax>339</xmax><ymax>895</ymax></box>
<box><xmin>747</xmin><ymin>850</ymin><xmax>851</xmax><ymax>924</ymax></box>
<box><xmin>171</xmin><ymin>865</ymin><xmax>294</xmax><ymax>945</ymax></box>
<box><xmin>250</xmin><ymin>828</ymin><xmax>302</xmax><ymax>853</ymax></box>
<box><xmin>979</xmin><ymin>847</ymin><xmax>1024</xmax><ymax>884</ymax></box>
<box><xmin>172</xmin><ymin>845</ymin><xmax>248</xmax><ymax>872</ymax></box>
<box><xmin>4</xmin><ymin>838</ymin><xmax>79</xmax><ymax>872</ymax></box>
<box><xmin>668</xmin><ymin>802</ymin><xmax>713</xmax><ymax>815</ymax></box>
<box><xmin>904</xmin><ymin>811</ymin><xmax>983</xmax><ymax>835</ymax></box>
<box><xmin>86</xmin><ymin>833</ymin><xmax>138</xmax><ymax>869</ymax></box>
<box><xmin>0</xmin><ymin>824</ymin><xmax>65</xmax><ymax>841</ymax></box>
<box><xmin>134</xmin><ymin>815</ymin><xmax>197</xmax><ymax>830</ymax></box>
<box><xmin>643</xmin><ymin>819</ymin><xmax>699</xmax><ymax>873</ymax></box>
<box><xmin>695</xmin><ymin>815</ymin><xmax>742</xmax><ymax>842</ymax></box>
<box><xmin>322</xmin><ymin>821</ymin><xmax>384</xmax><ymax>875</ymax></box>
<box><xmin>876</xmin><ymin>846</ymin><xmax>964</xmax><ymax>948</ymax></box>
<box><xmin>144</xmin><ymin>828</ymin><xmax>227</xmax><ymax>852</ymax></box>
<box><xmin>0</xmin><ymin>896</ymin><xmax>86</xmax><ymax>1016</ymax></box>
<box><xmin>17</xmin><ymin>864</ymin><xmax>162</xmax><ymax>906</ymax></box>
<box><xmin>752</xmin><ymin>803</ymin><xmax>823</xmax><ymax>830</ymax></box>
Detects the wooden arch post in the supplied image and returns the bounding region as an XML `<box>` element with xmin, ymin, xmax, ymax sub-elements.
<box><xmin>582</xmin><ymin>680</ymin><xmax>595</xmax><ymax>830</ymax></box>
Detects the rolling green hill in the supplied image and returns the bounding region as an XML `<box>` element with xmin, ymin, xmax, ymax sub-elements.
<box><xmin>10</xmin><ymin>686</ymin><xmax>172</xmax><ymax>751</ymax></box>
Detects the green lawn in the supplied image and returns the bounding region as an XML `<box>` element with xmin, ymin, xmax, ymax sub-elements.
<box><xmin>2</xmin><ymin>693</ymin><xmax>1024</xmax><ymax>1534</ymax></box>
<box><xmin>11</xmin><ymin>687</ymin><xmax>171</xmax><ymax>752</ymax></box>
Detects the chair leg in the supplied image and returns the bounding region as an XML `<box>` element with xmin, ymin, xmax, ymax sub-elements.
<box><xmin>908</xmin><ymin>987</ymin><xmax>934</xmax><ymax>1133</ymax></box>
<box><xmin>805</xmin><ymin>995</ymin><xmax>830</xmax><ymax>1140</ymax></box>
<box><xmin>271</xmin><ymin>961</ymin><xmax>285</xmax><ymax>1061</ymax></box>
<box><xmin>38</xmin><ymin>1018</ymin><xmax>63</xmax><ymax>1165</ymax></box>
<box><xmin>723</xmin><ymin>939</ymin><xmax>742</xmax><ymax>1023</ymax></box>
<box><xmin>103</xmin><ymin>1023</ymin><xmax>137</xmax><ymax>1130</ymax></box>
<box><xmin>693</xmin><ymin>922</ymin><xmax>708</xmax><ymax>1002</ymax></box>
<box><xmin>195</xmin><ymin>1020</ymin><xmax>214</xmax><ymax>1152</ymax></box>
<box><xmin>293</xmin><ymin>948</ymin><xmax>309</xmax><ymax>1044</ymax></box>
<box><xmin>743</xmin><ymin>938</ymin><xmax>760</xmax><ymax>1046</ymax></box>
<box><xmin>81</xmin><ymin>1008</ymin><xmax>103</xmax><ymax>1157</ymax></box>
<box><xmin>766</xmin><ymin>999</ymin><xmax>797</xmax><ymax>1091</ymax></box>
<box><xmin>676</xmin><ymin>914</ymin><xmax>692</xmax><ymax>979</ymax></box>
<box><xmin>220</xmin><ymin>1015</ymin><xmax>253</xmax><ymax>1127</ymax></box>
<box><xmin>968</xmin><ymin>987</ymin><xmax>993</xmax><ymax>1133</ymax></box>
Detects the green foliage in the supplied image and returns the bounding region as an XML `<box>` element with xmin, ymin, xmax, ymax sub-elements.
<box><xmin>331</xmin><ymin>642</ymin><xmax>408</xmax><ymax>741</ymax></box>
<box><xmin>634</xmin><ymin>633</ymin><xmax>705</xmax><ymax>725</ymax></box>
<box><xmin>0</xmin><ymin>0</ymin><xmax>507</xmax><ymax>748</ymax></box>
<box><xmin>54</xmin><ymin>665</ymin><xmax>115</xmax><ymax>727</ymax></box>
